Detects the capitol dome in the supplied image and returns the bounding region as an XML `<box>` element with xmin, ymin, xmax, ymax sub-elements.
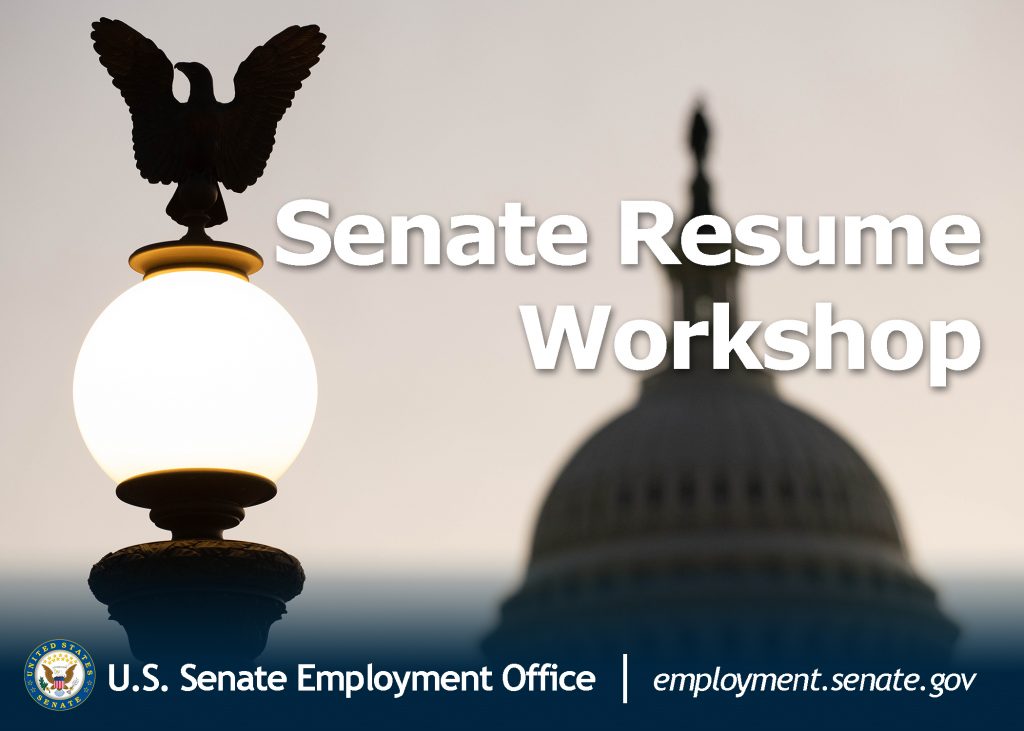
<box><xmin>532</xmin><ymin>372</ymin><xmax>903</xmax><ymax>560</ymax></box>
<box><xmin>486</xmin><ymin>107</ymin><xmax>956</xmax><ymax>661</ymax></box>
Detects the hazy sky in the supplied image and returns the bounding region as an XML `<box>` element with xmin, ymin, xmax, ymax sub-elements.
<box><xmin>1</xmin><ymin>1</ymin><xmax>1022</xmax><ymax>591</ymax></box>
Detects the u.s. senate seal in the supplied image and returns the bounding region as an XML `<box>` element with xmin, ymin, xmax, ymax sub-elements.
<box><xmin>24</xmin><ymin>639</ymin><xmax>96</xmax><ymax>711</ymax></box>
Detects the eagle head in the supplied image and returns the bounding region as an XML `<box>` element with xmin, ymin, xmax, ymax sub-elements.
<box><xmin>173</xmin><ymin>61</ymin><xmax>215</xmax><ymax>101</ymax></box>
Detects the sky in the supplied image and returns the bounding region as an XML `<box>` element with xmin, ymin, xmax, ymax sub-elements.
<box><xmin>1</xmin><ymin>1</ymin><xmax>1022</xmax><ymax>598</ymax></box>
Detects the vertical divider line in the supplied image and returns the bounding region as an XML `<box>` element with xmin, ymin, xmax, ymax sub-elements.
<box><xmin>622</xmin><ymin>652</ymin><xmax>629</xmax><ymax>704</ymax></box>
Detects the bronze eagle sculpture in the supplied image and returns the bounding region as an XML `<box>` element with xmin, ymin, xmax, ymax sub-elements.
<box><xmin>91</xmin><ymin>18</ymin><xmax>326</xmax><ymax>239</ymax></box>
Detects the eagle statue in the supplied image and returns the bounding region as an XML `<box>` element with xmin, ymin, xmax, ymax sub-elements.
<box><xmin>91</xmin><ymin>18</ymin><xmax>326</xmax><ymax>239</ymax></box>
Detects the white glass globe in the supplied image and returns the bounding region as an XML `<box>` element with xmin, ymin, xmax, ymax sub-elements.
<box><xmin>74</xmin><ymin>270</ymin><xmax>317</xmax><ymax>484</ymax></box>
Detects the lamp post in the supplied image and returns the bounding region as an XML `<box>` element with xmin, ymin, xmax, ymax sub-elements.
<box><xmin>79</xmin><ymin>19</ymin><xmax>326</xmax><ymax>662</ymax></box>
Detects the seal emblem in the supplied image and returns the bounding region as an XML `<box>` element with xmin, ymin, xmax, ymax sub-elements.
<box><xmin>24</xmin><ymin>639</ymin><xmax>96</xmax><ymax>711</ymax></box>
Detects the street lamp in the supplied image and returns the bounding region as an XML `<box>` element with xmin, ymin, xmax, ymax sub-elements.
<box><xmin>80</xmin><ymin>242</ymin><xmax>317</xmax><ymax>661</ymax></box>
<box><xmin>82</xmin><ymin>18</ymin><xmax>327</xmax><ymax>661</ymax></box>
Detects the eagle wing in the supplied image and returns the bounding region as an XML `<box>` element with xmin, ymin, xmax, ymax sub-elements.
<box><xmin>64</xmin><ymin>664</ymin><xmax>76</xmax><ymax>683</ymax></box>
<box><xmin>43</xmin><ymin>665</ymin><xmax>54</xmax><ymax>684</ymax></box>
<box><xmin>91</xmin><ymin>18</ymin><xmax>185</xmax><ymax>184</ymax></box>
<box><xmin>216</xmin><ymin>25</ymin><xmax>326</xmax><ymax>193</ymax></box>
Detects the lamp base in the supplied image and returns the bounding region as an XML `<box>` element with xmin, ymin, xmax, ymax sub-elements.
<box><xmin>116</xmin><ymin>469</ymin><xmax>277</xmax><ymax>540</ymax></box>
<box><xmin>89</xmin><ymin>539</ymin><xmax>304</xmax><ymax>662</ymax></box>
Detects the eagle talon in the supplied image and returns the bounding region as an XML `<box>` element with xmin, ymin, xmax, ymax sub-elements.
<box><xmin>180</xmin><ymin>226</ymin><xmax>214</xmax><ymax>243</ymax></box>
